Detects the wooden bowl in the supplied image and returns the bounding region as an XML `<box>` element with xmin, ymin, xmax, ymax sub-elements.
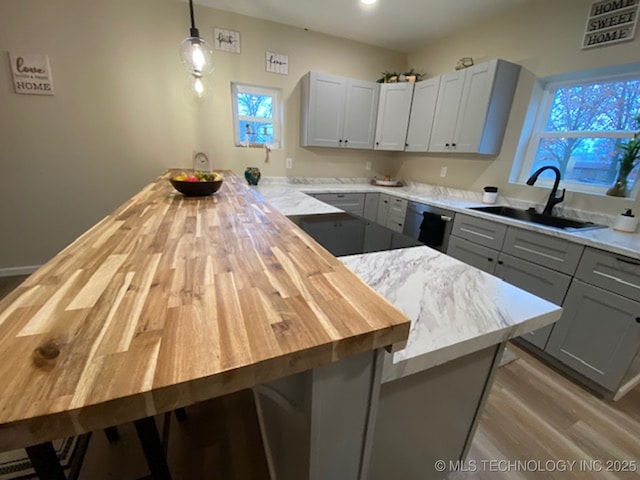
<box><xmin>170</xmin><ymin>179</ymin><xmax>223</xmax><ymax>196</ymax></box>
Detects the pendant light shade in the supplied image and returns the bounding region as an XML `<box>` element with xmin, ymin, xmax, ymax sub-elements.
<box><xmin>180</xmin><ymin>0</ymin><xmax>214</xmax><ymax>75</ymax></box>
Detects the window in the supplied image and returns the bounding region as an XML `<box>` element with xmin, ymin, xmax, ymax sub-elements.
<box><xmin>512</xmin><ymin>65</ymin><xmax>640</xmax><ymax>196</ymax></box>
<box><xmin>231</xmin><ymin>83</ymin><xmax>282</xmax><ymax>148</ymax></box>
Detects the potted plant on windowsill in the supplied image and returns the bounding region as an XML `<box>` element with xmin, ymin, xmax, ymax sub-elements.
<box><xmin>606</xmin><ymin>114</ymin><xmax>640</xmax><ymax>197</ymax></box>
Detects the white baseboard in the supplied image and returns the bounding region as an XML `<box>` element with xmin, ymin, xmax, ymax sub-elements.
<box><xmin>0</xmin><ymin>265</ymin><xmax>41</xmax><ymax>277</ymax></box>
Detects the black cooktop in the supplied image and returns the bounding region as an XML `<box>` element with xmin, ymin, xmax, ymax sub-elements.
<box><xmin>287</xmin><ymin>212</ymin><xmax>421</xmax><ymax>257</ymax></box>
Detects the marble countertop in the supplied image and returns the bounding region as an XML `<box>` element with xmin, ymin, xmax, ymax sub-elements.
<box><xmin>255</xmin><ymin>181</ymin><xmax>563</xmax><ymax>383</ymax></box>
<box><xmin>340</xmin><ymin>247</ymin><xmax>561</xmax><ymax>382</ymax></box>
<box><xmin>254</xmin><ymin>179</ymin><xmax>640</xmax><ymax>260</ymax></box>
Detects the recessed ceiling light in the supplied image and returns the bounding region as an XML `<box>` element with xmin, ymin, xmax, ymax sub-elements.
<box><xmin>361</xmin><ymin>0</ymin><xmax>377</xmax><ymax>5</ymax></box>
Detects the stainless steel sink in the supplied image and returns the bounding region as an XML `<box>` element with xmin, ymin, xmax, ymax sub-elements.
<box><xmin>468</xmin><ymin>206</ymin><xmax>607</xmax><ymax>231</ymax></box>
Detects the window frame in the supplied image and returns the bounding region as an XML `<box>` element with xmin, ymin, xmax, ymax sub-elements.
<box><xmin>512</xmin><ymin>64</ymin><xmax>640</xmax><ymax>198</ymax></box>
<box><xmin>231</xmin><ymin>82</ymin><xmax>283</xmax><ymax>149</ymax></box>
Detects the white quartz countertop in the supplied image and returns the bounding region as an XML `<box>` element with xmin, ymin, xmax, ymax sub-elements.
<box><xmin>253</xmin><ymin>180</ymin><xmax>640</xmax><ymax>260</ymax></box>
<box><xmin>254</xmin><ymin>181</ymin><xmax>564</xmax><ymax>382</ymax></box>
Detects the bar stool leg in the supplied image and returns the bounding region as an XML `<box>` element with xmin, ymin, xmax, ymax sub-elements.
<box><xmin>134</xmin><ymin>416</ymin><xmax>172</xmax><ymax>480</ymax></box>
<box><xmin>25</xmin><ymin>441</ymin><xmax>67</xmax><ymax>480</ymax></box>
<box><xmin>174</xmin><ymin>407</ymin><xmax>187</xmax><ymax>422</ymax></box>
<box><xmin>104</xmin><ymin>426</ymin><xmax>120</xmax><ymax>443</ymax></box>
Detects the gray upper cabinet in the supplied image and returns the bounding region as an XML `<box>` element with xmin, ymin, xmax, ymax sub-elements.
<box><xmin>451</xmin><ymin>214</ymin><xmax>507</xmax><ymax>250</ymax></box>
<box><xmin>405</xmin><ymin>77</ymin><xmax>440</xmax><ymax>152</ymax></box>
<box><xmin>502</xmin><ymin>228</ymin><xmax>584</xmax><ymax>275</ymax></box>
<box><xmin>374</xmin><ymin>83</ymin><xmax>414</xmax><ymax>151</ymax></box>
<box><xmin>429</xmin><ymin>59</ymin><xmax>520</xmax><ymax>155</ymax></box>
<box><xmin>300</xmin><ymin>72</ymin><xmax>379</xmax><ymax>149</ymax></box>
<box><xmin>545</xmin><ymin>279</ymin><xmax>640</xmax><ymax>391</ymax></box>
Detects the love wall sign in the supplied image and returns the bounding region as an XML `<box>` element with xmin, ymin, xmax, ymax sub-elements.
<box><xmin>8</xmin><ymin>53</ymin><xmax>55</xmax><ymax>95</ymax></box>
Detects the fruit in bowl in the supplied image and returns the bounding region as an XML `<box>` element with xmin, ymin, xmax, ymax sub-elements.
<box><xmin>170</xmin><ymin>171</ymin><xmax>224</xmax><ymax>196</ymax></box>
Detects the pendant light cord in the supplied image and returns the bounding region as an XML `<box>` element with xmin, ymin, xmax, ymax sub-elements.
<box><xmin>188</xmin><ymin>0</ymin><xmax>199</xmax><ymax>38</ymax></box>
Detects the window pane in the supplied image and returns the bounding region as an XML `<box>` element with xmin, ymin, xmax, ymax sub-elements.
<box><xmin>237</xmin><ymin>93</ymin><xmax>273</xmax><ymax>119</ymax></box>
<box><xmin>239</xmin><ymin>121</ymin><xmax>273</xmax><ymax>145</ymax></box>
<box><xmin>546</xmin><ymin>79</ymin><xmax>640</xmax><ymax>132</ymax></box>
<box><xmin>530</xmin><ymin>137</ymin><xmax>639</xmax><ymax>186</ymax></box>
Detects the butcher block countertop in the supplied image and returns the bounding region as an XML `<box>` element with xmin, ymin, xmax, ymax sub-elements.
<box><xmin>0</xmin><ymin>170</ymin><xmax>410</xmax><ymax>451</ymax></box>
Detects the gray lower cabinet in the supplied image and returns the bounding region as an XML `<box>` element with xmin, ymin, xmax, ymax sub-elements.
<box><xmin>495</xmin><ymin>253</ymin><xmax>571</xmax><ymax>349</ymax></box>
<box><xmin>314</xmin><ymin>193</ymin><xmax>365</xmax><ymax>216</ymax></box>
<box><xmin>545</xmin><ymin>279</ymin><xmax>640</xmax><ymax>391</ymax></box>
<box><xmin>376</xmin><ymin>194</ymin><xmax>391</xmax><ymax>225</ymax></box>
<box><xmin>364</xmin><ymin>193</ymin><xmax>379</xmax><ymax>221</ymax></box>
<box><xmin>450</xmin><ymin>214</ymin><xmax>507</xmax><ymax>250</ymax></box>
<box><xmin>446</xmin><ymin>235</ymin><xmax>499</xmax><ymax>274</ymax></box>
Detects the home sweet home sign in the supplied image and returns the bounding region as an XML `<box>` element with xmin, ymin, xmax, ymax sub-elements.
<box><xmin>8</xmin><ymin>53</ymin><xmax>55</xmax><ymax>95</ymax></box>
<box><xmin>582</xmin><ymin>0</ymin><xmax>640</xmax><ymax>49</ymax></box>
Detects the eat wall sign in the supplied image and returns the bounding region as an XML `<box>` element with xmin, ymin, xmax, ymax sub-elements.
<box><xmin>8</xmin><ymin>53</ymin><xmax>55</xmax><ymax>96</ymax></box>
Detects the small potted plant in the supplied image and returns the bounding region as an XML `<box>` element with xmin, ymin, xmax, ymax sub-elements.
<box><xmin>607</xmin><ymin>114</ymin><xmax>640</xmax><ymax>197</ymax></box>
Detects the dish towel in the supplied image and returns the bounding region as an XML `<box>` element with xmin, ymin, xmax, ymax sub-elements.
<box><xmin>418</xmin><ymin>212</ymin><xmax>446</xmax><ymax>247</ymax></box>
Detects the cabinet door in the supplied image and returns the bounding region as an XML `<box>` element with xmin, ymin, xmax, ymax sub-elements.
<box><xmin>376</xmin><ymin>194</ymin><xmax>391</xmax><ymax>225</ymax></box>
<box><xmin>304</xmin><ymin>72</ymin><xmax>346</xmax><ymax>147</ymax></box>
<box><xmin>428</xmin><ymin>70</ymin><xmax>465</xmax><ymax>152</ymax></box>
<box><xmin>343</xmin><ymin>79</ymin><xmax>380</xmax><ymax>149</ymax></box>
<box><xmin>363</xmin><ymin>193</ymin><xmax>379</xmax><ymax>221</ymax></box>
<box><xmin>495</xmin><ymin>253</ymin><xmax>571</xmax><ymax>349</ymax></box>
<box><xmin>374</xmin><ymin>83</ymin><xmax>414</xmax><ymax>151</ymax></box>
<box><xmin>446</xmin><ymin>236</ymin><xmax>498</xmax><ymax>274</ymax></box>
<box><xmin>545</xmin><ymin>280</ymin><xmax>640</xmax><ymax>391</ymax></box>
<box><xmin>453</xmin><ymin>61</ymin><xmax>495</xmax><ymax>153</ymax></box>
<box><xmin>405</xmin><ymin>78</ymin><xmax>440</xmax><ymax>152</ymax></box>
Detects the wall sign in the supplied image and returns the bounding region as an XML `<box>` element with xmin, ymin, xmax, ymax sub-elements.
<box><xmin>266</xmin><ymin>51</ymin><xmax>288</xmax><ymax>75</ymax></box>
<box><xmin>8</xmin><ymin>53</ymin><xmax>55</xmax><ymax>95</ymax></box>
<box><xmin>582</xmin><ymin>0</ymin><xmax>639</xmax><ymax>49</ymax></box>
<box><xmin>214</xmin><ymin>28</ymin><xmax>241</xmax><ymax>54</ymax></box>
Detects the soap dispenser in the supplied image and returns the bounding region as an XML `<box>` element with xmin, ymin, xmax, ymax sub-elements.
<box><xmin>613</xmin><ymin>209</ymin><xmax>638</xmax><ymax>233</ymax></box>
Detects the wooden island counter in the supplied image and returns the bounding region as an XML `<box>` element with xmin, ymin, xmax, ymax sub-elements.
<box><xmin>0</xmin><ymin>171</ymin><xmax>410</xmax><ymax>462</ymax></box>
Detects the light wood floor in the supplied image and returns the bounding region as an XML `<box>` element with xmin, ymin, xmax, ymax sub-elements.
<box><xmin>0</xmin><ymin>276</ymin><xmax>638</xmax><ymax>479</ymax></box>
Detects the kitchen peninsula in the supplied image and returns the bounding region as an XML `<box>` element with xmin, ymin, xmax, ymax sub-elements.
<box><xmin>0</xmin><ymin>171</ymin><xmax>561</xmax><ymax>480</ymax></box>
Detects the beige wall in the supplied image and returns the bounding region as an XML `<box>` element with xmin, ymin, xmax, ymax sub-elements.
<box><xmin>399</xmin><ymin>0</ymin><xmax>640</xmax><ymax>216</ymax></box>
<box><xmin>0</xmin><ymin>0</ymin><xmax>404</xmax><ymax>269</ymax></box>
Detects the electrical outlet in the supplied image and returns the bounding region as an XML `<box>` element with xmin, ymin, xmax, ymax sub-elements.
<box><xmin>440</xmin><ymin>166</ymin><xmax>447</xmax><ymax>178</ymax></box>
<box><xmin>365</xmin><ymin>161</ymin><xmax>372</xmax><ymax>171</ymax></box>
<box><xmin>286</xmin><ymin>157</ymin><xmax>293</xmax><ymax>169</ymax></box>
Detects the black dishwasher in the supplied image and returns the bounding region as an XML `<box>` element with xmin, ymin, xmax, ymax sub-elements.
<box><xmin>402</xmin><ymin>201</ymin><xmax>455</xmax><ymax>253</ymax></box>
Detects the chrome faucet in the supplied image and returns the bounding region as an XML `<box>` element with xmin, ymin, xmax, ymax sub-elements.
<box><xmin>526</xmin><ymin>166</ymin><xmax>565</xmax><ymax>216</ymax></box>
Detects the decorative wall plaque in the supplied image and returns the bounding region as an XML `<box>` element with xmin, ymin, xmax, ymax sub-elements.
<box><xmin>582</xmin><ymin>0</ymin><xmax>639</xmax><ymax>49</ymax></box>
<box><xmin>266</xmin><ymin>51</ymin><xmax>288</xmax><ymax>75</ymax></box>
<box><xmin>8</xmin><ymin>53</ymin><xmax>55</xmax><ymax>95</ymax></box>
<box><xmin>214</xmin><ymin>28</ymin><xmax>241</xmax><ymax>54</ymax></box>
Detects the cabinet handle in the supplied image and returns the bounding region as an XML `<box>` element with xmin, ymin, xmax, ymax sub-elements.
<box><xmin>339</xmin><ymin>139</ymin><xmax>343</xmax><ymax>143</ymax></box>
<box><xmin>405</xmin><ymin>143</ymin><xmax>409</xmax><ymax>147</ymax></box>
<box><xmin>616</xmin><ymin>257</ymin><xmax>640</xmax><ymax>266</ymax></box>
<box><xmin>345</xmin><ymin>140</ymin><xmax>348</xmax><ymax>145</ymax></box>
<box><xmin>452</xmin><ymin>143</ymin><xmax>457</xmax><ymax>147</ymax></box>
<box><xmin>636</xmin><ymin>317</ymin><xmax>640</xmax><ymax>323</ymax></box>
<box><xmin>337</xmin><ymin>194</ymin><xmax>345</xmax><ymax>198</ymax></box>
<box><xmin>488</xmin><ymin>258</ymin><xmax>494</xmax><ymax>262</ymax></box>
<box><xmin>375</xmin><ymin>142</ymin><xmax>379</xmax><ymax>146</ymax></box>
<box><xmin>445</xmin><ymin>143</ymin><xmax>450</xmax><ymax>147</ymax></box>
<box><xmin>497</xmin><ymin>260</ymin><xmax>504</xmax><ymax>265</ymax></box>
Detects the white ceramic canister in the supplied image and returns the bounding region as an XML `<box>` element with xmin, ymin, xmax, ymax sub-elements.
<box><xmin>482</xmin><ymin>186</ymin><xmax>498</xmax><ymax>204</ymax></box>
<box><xmin>613</xmin><ymin>209</ymin><xmax>638</xmax><ymax>233</ymax></box>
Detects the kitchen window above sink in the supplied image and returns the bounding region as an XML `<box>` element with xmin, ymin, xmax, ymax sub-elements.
<box><xmin>468</xmin><ymin>206</ymin><xmax>607</xmax><ymax>231</ymax></box>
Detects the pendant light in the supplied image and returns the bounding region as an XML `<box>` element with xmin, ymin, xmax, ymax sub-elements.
<box><xmin>179</xmin><ymin>0</ymin><xmax>214</xmax><ymax>75</ymax></box>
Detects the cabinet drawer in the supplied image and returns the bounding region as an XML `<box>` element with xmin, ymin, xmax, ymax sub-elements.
<box><xmin>388</xmin><ymin>197</ymin><xmax>408</xmax><ymax>217</ymax></box>
<box><xmin>315</xmin><ymin>193</ymin><xmax>365</xmax><ymax>216</ymax></box>
<box><xmin>385</xmin><ymin>213</ymin><xmax>405</xmax><ymax>233</ymax></box>
<box><xmin>446</xmin><ymin>236</ymin><xmax>498</xmax><ymax>274</ymax></box>
<box><xmin>451</xmin><ymin>214</ymin><xmax>507</xmax><ymax>250</ymax></box>
<box><xmin>502</xmin><ymin>228</ymin><xmax>583</xmax><ymax>275</ymax></box>
<box><xmin>575</xmin><ymin>248</ymin><xmax>640</xmax><ymax>300</ymax></box>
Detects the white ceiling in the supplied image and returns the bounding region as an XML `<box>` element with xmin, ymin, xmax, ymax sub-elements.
<box><xmin>195</xmin><ymin>0</ymin><xmax>532</xmax><ymax>52</ymax></box>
